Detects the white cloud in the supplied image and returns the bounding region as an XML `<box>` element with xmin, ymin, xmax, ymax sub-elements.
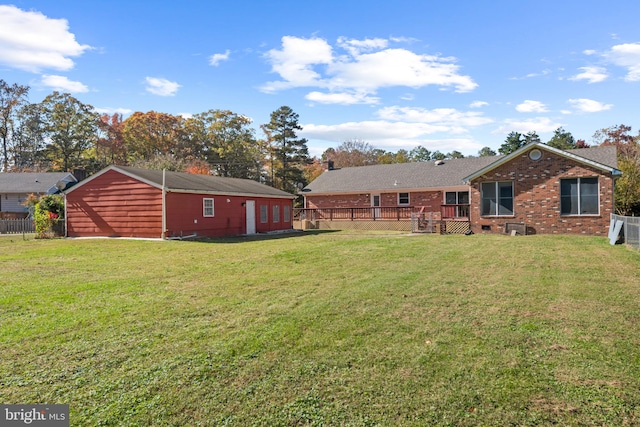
<box><xmin>469</xmin><ymin>101</ymin><xmax>488</xmax><ymax>108</ymax></box>
<box><xmin>603</xmin><ymin>42</ymin><xmax>640</xmax><ymax>81</ymax></box>
<box><xmin>261</xmin><ymin>35</ymin><xmax>477</xmax><ymax>102</ymax></box>
<box><xmin>493</xmin><ymin>117</ymin><xmax>563</xmax><ymax>135</ymax></box>
<box><xmin>516</xmin><ymin>100</ymin><xmax>548</xmax><ymax>113</ymax></box>
<box><xmin>301</xmin><ymin>121</ymin><xmax>484</xmax><ymax>153</ymax></box>
<box><xmin>209</xmin><ymin>50</ymin><xmax>230</xmax><ymax>66</ymax></box>
<box><xmin>145</xmin><ymin>77</ymin><xmax>181</xmax><ymax>96</ymax></box>
<box><xmin>262</xmin><ymin>36</ymin><xmax>333</xmax><ymax>92</ymax></box>
<box><xmin>40</xmin><ymin>75</ymin><xmax>89</xmax><ymax>92</ymax></box>
<box><xmin>376</xmin><ymin>106</ymin><xmax>493</xmax><ymax>130</ymax></box>
<box><xmin>567</xmin><ymin>98</ymin><xmax>613</xmax><ymax>113</ymax></box>
<box><xmin>569</xmin><ymin>66</ymin><xmax>608</xmax><ymax>83</ymax></box>
<box><xmin>336</xmin><ymin>36</ymin><xmax>389</xmax><ymax>56</ymax></box>
<box><xmin>0</xmin><ymin>5</ymin><xmax>91</xmax><ymax>72</ymax></box>
<box><xmin>305</xmin><ymin>91</ymin><xmax>379</xmax><ymax>105</ymax></box>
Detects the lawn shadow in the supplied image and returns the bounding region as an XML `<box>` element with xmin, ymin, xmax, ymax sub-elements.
<box><xmin>186</xmin><ymin>229</ymin><xmax>340</xmax><ymax>244</ymax></box>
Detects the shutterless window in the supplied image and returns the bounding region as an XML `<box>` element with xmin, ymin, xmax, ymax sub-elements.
<box><xmin>445</xmin><ymin>191</ymin><xmax>469</xmax><ymax>205</ymax></box>
<box><xmin>481</xmin><ymin>181</ymin><xmax>513</xmax><ymax>216</ymax></box>
<box><xmin>398</xmin><ymin>192</ymin><xmax>410</xmax><ymax>205</ymax></box>
<box><xmin>203</xmin><ymin>198</ymin><xmax>214</xmax><ymax>217</ymax></box>
<box><xmin>284</xmin><ymin>205</ymin><xmax>291</xmax><ymax>222</ymax></box>
<box><xmin>260</xmin><ymin>205</ymin><xmax>268</xmax><ymax>223</ymax></box>
<box><xmin>273</xmin><ymin>205</ymin><xmax>280</xmax><ymax>223</ymax></box>
<box><xmin>560</xmin><ymin>178</ymin><xmax>599</xmax><ymax>215</ymax></box>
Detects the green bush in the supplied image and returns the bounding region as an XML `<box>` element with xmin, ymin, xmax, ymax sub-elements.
<box><xmin>32</xmin><ymin>194</ymin><xmax>64</xmax><ymax>238</ymax></box>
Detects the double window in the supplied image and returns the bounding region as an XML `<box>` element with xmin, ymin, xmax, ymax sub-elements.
<box><xmin>481</xmin><ymin>181</ymin><xmax>513</xmax><ymax>216</ymax></box>
<box><xmin>560</xmin><ymin>178</ymin><xmax>598</xmax><ymax>215</ymax></box>
<box><xmin>398</xmin><ymin>192</ymin><xmax>410</xmax><ymax>205</ymax></box>
<box><xmin>203</xmin><ymin>198</ymin><xmax>214</xmax><ymax>217</ymax></box>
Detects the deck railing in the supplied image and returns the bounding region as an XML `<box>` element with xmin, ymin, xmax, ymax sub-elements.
<box><xmin>294</xmin><ymin>206</ymin><xmax>417</xmax><ymax>221</ymax></box>
<box><xmin>441</xmin><ymin>204</ymin><xmax>470</xmax><ymax>219</ymax></box>
<box><xmin>294</xmin><ymin>205</ymin><xmax>470</xmax><ymax>222</ymax></box>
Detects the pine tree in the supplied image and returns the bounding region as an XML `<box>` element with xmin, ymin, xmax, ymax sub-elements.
<box><xmin>264</xmin><ymin>106</ymin><xmax>310</xmax><ymax>194</ymax></box>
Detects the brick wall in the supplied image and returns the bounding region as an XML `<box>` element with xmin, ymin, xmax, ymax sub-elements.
<box><xmin>305</xmin><ymin>190</ymin><xmax>443</xmax><ymax>212</ymax></box>
<box><xmin>469</xmin><ymin>150</ymin><xmax>615</xmax><ymax>235</ymax></box>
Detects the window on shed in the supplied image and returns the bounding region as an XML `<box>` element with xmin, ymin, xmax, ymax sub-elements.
<box><xmin>284</xmin><ymin>205</ymin><xmax>291</xmax><ymax>222</ymax></box>
<box><xmin>480</xmin><ymin>181</ymin><xmax>513</xmax><ymax>216</ymax></box>
<box><xmin>273</xmin><ymin>205</ymin><xmax>280</xmax><ymax>223</ymax></box>
<box><xmin>398</xmin><ymin>192</ymin><xmax>410</xmax><ymax>205</ymax></box>
<box><xmin>260</xmin><ymin>205</ymin><xmax>268</xmax><ymax>223</ymax></box>
<box><xmin>560</xmin><ymin>177</ymin><xmax>599</xmax><ymax>215</ymax></box>
<box><xmin>203</xmin><ymin>198</ymin><xmax>214</xmax><ymax>217</ymax></box>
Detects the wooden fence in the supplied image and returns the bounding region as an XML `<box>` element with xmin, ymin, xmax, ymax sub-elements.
<box><xmin>0</xmin><ymin>218</ymin><xmax>35</xmax><ymax>234</ymax></box>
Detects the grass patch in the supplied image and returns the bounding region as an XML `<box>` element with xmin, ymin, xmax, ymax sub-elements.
<box><xmin>1</xmin><ymin>232</ymin><xmax>640</xmax><ymax>425</ymax></box>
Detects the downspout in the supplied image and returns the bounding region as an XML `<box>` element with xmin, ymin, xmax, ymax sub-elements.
<box><xmin>162</xmin><ymin>168</ymin><xmax>166</xmax><ymax>239</ymax></box>
<box><xmin>64</xmin><ymin>192</ymin><xmax>68</xmax><ymax>237</ymax></box>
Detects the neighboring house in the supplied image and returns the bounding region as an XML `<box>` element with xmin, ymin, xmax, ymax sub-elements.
<box><xmin>301</xmin><ymin>143</ymin><xmax>620</xmax><ymax>235</ymax></box>
<box><xmin>0</xmin><ymin>172</ymin><xmax>77</xmax><ymax>217</ymax></box>
<box><xmin>65</xmin><ymin>165</ymin><xmax>295</xmax><ymax>238</ymax></box>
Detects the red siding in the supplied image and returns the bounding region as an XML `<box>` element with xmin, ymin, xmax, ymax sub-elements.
<box><xmin>66</xmin><ymin>170</ymin><xmax>162</xmax><ymax>237</ymax></box>
<box><xmin>469</xmin><ymin>150</ymin><xmax>615</xmax><ymax>235</ymax></box>
<box><xmin>67</xmin><ymin>169</ymin><xmax>293</xmax><ymax>238</ymax></box>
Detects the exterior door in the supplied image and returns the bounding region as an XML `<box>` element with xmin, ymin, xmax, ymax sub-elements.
<box><xmin>245</xmin><ymin>200</ymin><xmax>256</xmax><ymax>234</ymax></box>
<box><xmin>371</xmin><ymin>194</ymin><xmax>381</xmax><ymax>218</ymax></box>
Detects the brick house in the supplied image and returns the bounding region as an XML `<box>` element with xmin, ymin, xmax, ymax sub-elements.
<box><xmin>301</xmin><ymin>143</ymin><xmax>620</xmax><ymax>235</ymax></box>
<box><xmin>464</xmin><ymin>143</ymin><xmax>620</xmax><ymax>235</ymax></box>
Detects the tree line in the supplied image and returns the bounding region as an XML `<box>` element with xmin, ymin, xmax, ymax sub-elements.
<box><xmin>2</xmin><ymin>78</ymin><xmax>639</xmax><ymax>214</ymax></box>
<box><xmin>0</xmin><ymin>79</ymin><xmax>310</xmax><ymax>195</ymax></box>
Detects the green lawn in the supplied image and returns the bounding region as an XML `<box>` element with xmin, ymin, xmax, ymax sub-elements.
<box><xmin>1</xmin><ymin>232</ymin><xmax>639</xmax><ymax>426</ymax></box>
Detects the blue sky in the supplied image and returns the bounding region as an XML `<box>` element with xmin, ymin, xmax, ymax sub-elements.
<box><xmin>1</xmin><ymin>1</ymin><xmax>640</xmax><ymax>157</ymax></box>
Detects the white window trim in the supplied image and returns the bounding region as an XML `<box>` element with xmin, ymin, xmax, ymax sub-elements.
<box><xmin>398</xmin><ymin>192</ymin><xmax>410</xmax><ymax>205</ymax></box>
<box><xmin>203</xmin><ymin>198</ymin><xmax>215</xmax><ymax>217</ymax></box>
<box><xmin>273</xmin><ymin>204</ymin><xmax>280</xmax><ymax>223</ymax></box>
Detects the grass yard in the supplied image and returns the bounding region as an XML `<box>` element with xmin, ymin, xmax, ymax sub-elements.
<box><xmin>1</xmin><ymin>231</ymin><xmax>640</xmax><ymax>426</ymax></box>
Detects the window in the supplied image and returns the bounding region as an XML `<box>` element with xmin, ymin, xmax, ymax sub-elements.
<box><xmin>273</xmin><ymin>205</ymin><xmax>280</xmax><ymax>223</ymax></box>
<box><xmin>481</xmin><ymin>181</ymin><xmax>513</xmax><ymax>216</ymax></box>
<box><xmin>445</xmin><ymin>191</ymin><xmax>469</xmax><ymax>205</ymax></box>
<box><xmin>398</xmin><ymin>192</ymin><xmax>410</xmax><ymax>205</ymax></box>
<box><xmin>284</xmin><ymin>205</ymin><xmax>291</xmax><ymax>222</ymax></box>
<box><xmin>203</xmin><ymin>198</ymin><xmax>214</xmax><ymax>217</ymax></box>
<box><xmin>560</xmin><ymin>178</ymin><xmax>598</xmax><ymax>215</ymax></box>
<box><xmin>260</xmin><ymin>205</ymin><xmax>268</xmax><ymax>223</ymax></box>
<box><xmin>445</xmin><ymin>191</ymin><xmax>470</xmax><ymax>217</ymax></box>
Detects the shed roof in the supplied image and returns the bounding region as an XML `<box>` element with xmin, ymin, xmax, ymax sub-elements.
<box><xmin>67</xmin><ymin>166</ymin><xmax>295</xmax><ymax>199</ymax></box>
<box><xmin>303</xmin><ymin>156</ymin><xmax>502</xmax><ymax>194</ymax></box>
<box><xmin>0</xmin><ymin>172</ymin><xmax>77</xmax><ymax>194</ymax></box>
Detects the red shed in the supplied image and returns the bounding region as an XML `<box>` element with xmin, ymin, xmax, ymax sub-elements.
<box><xmin>65</xmin><ymin>166</ymin><xmax>295</xmax><ymax>238</ymax></box>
